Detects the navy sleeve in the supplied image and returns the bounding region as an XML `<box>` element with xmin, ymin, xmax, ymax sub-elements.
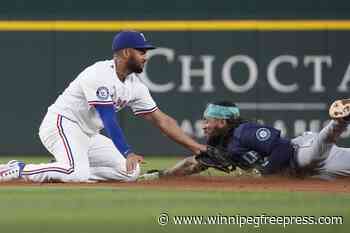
<box><xmin>95</xmin><ymin>105</ymin><xmax>132</xmax><ymax>158</ymax></box>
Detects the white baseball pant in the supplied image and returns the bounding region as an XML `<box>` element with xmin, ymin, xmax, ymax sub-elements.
<box><xmin>22</xmin><ymin>112</ymin><xmax>140</xmax><ymax>183</ymax></box>
<box><xmin>292</xmin><ymin>120</ymin><xmax>348</xmax><ymax>168</ymax></box>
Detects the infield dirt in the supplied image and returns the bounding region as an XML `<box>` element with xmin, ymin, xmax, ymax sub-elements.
<box><xmin>1</xmin><ymin>176</ymin><xmax>350</xmax><ymax>193</ymax></box>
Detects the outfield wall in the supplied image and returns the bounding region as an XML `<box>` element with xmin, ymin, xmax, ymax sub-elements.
<box><xmin>0</xmin><ymin>1</ymin><xmax>350</xmax><ymax>155</ymax></box>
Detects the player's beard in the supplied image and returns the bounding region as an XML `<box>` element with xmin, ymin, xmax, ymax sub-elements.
<box><xmin>127</xmin><ymin>56</ymin><xmax>144</xmax><ymax>73</ymax></box>
<box><xmin>206</xmin><ymin>126</ymin><xmax>231</xmax><ymax>146</ymax></box>
<box><xmin>207</xmin><ymin>128</ymin><xmax>221</xmax><ymax>139</ymax></box>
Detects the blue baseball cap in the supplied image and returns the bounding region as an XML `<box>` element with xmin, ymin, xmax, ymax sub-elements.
<box><xmin>112</xmin><ymin>31</ymin><xmax>156</xmax><ymax>51</ymax></box>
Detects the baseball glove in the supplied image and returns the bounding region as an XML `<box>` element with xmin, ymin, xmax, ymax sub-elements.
<box><xmin>195</xmin><ymin>145</ymin><xmax>236</xmax><ymax>173</ymax></box>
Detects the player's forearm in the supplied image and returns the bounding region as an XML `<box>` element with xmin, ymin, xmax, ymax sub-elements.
<box><xmin>156</xmin><ymin>115</ymin><xmax>203</xmax><ymax>154</ymax></box>
<box><xmin>95</xmin><ymin>105</ymin><xmax>132</xmax><ymax>157</ymax></box>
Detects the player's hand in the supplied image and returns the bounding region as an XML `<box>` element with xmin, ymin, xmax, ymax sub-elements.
<box><xmin>192</xmin><ymin>144</ymin><xmax>207</xmax><ymax>155</ymax></box>
<box><xmin>126</xmin><ymin>153</ymin><xmax>144</xmax><ymax>173</ymax></box>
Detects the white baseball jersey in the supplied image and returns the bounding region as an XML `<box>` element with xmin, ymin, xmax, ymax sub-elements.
<box><xmin>48</xmin><ymin>60</ymin><xmax>158</xmax><ymax>135</ymax></box>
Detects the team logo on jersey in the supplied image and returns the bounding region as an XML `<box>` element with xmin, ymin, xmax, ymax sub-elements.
<box><xmin>96</xmin><ymin>86</ymin><xmax>109</xmax><ymax>100</ymax></box>
<box><xmin>256</xmin><ymin>128</ymin><xmax>271</xmax><ymax>141</ymax></box>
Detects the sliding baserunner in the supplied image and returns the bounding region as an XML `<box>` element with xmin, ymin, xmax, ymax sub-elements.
<box><xmin>141</xmin><ymin>99</ymin><xmax>350</xmax><ymax>181</ymax></box>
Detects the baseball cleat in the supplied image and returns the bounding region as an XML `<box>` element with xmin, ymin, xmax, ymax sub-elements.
<box><xmin>329</xmin><ymin>99</ymin><xmax>350</xmax><ymax>121</ymax></box>
<box><xmin>0</xmin><ymin>160</ymin><xmax>25</xmax><ymax>182</ymax></box>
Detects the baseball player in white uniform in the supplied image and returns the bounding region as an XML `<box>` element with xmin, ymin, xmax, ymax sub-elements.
<box><xmin>0</xmin><ymin>31</ymin><xmax>206</xmax><ymax>183</ymax></box>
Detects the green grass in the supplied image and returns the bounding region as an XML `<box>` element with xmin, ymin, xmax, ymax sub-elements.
<box><xmin>0</xmin><ymin>155</ymin><xmax>349</xmax><ymax>233</ymax></box>
<box><xmin>0</xmin><ymin>187</ymin><xmax>348</xmax><ymax>233</ymax></box>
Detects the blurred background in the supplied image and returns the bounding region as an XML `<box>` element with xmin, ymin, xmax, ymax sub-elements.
<box><xmin>1</xmin><ymin>0</ymin><xmax>350</xmax><ymax>156</ymax></box>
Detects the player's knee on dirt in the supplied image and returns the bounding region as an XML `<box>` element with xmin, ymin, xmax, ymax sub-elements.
<box><xmin>61</xmin><ymin>169</ymin><xmax>91</xmax><ymax>182</ymax></box>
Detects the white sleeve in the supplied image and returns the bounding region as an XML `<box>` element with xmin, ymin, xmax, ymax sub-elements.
<box><xmin>79</xmin><ymin>68</ymin><xmax>114</xmax><ymax>106</ymax></box>
<box><xmin>129</xmin><ymin>83</ymin><xmax>158</xmax><ymax>116</ymax></box>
